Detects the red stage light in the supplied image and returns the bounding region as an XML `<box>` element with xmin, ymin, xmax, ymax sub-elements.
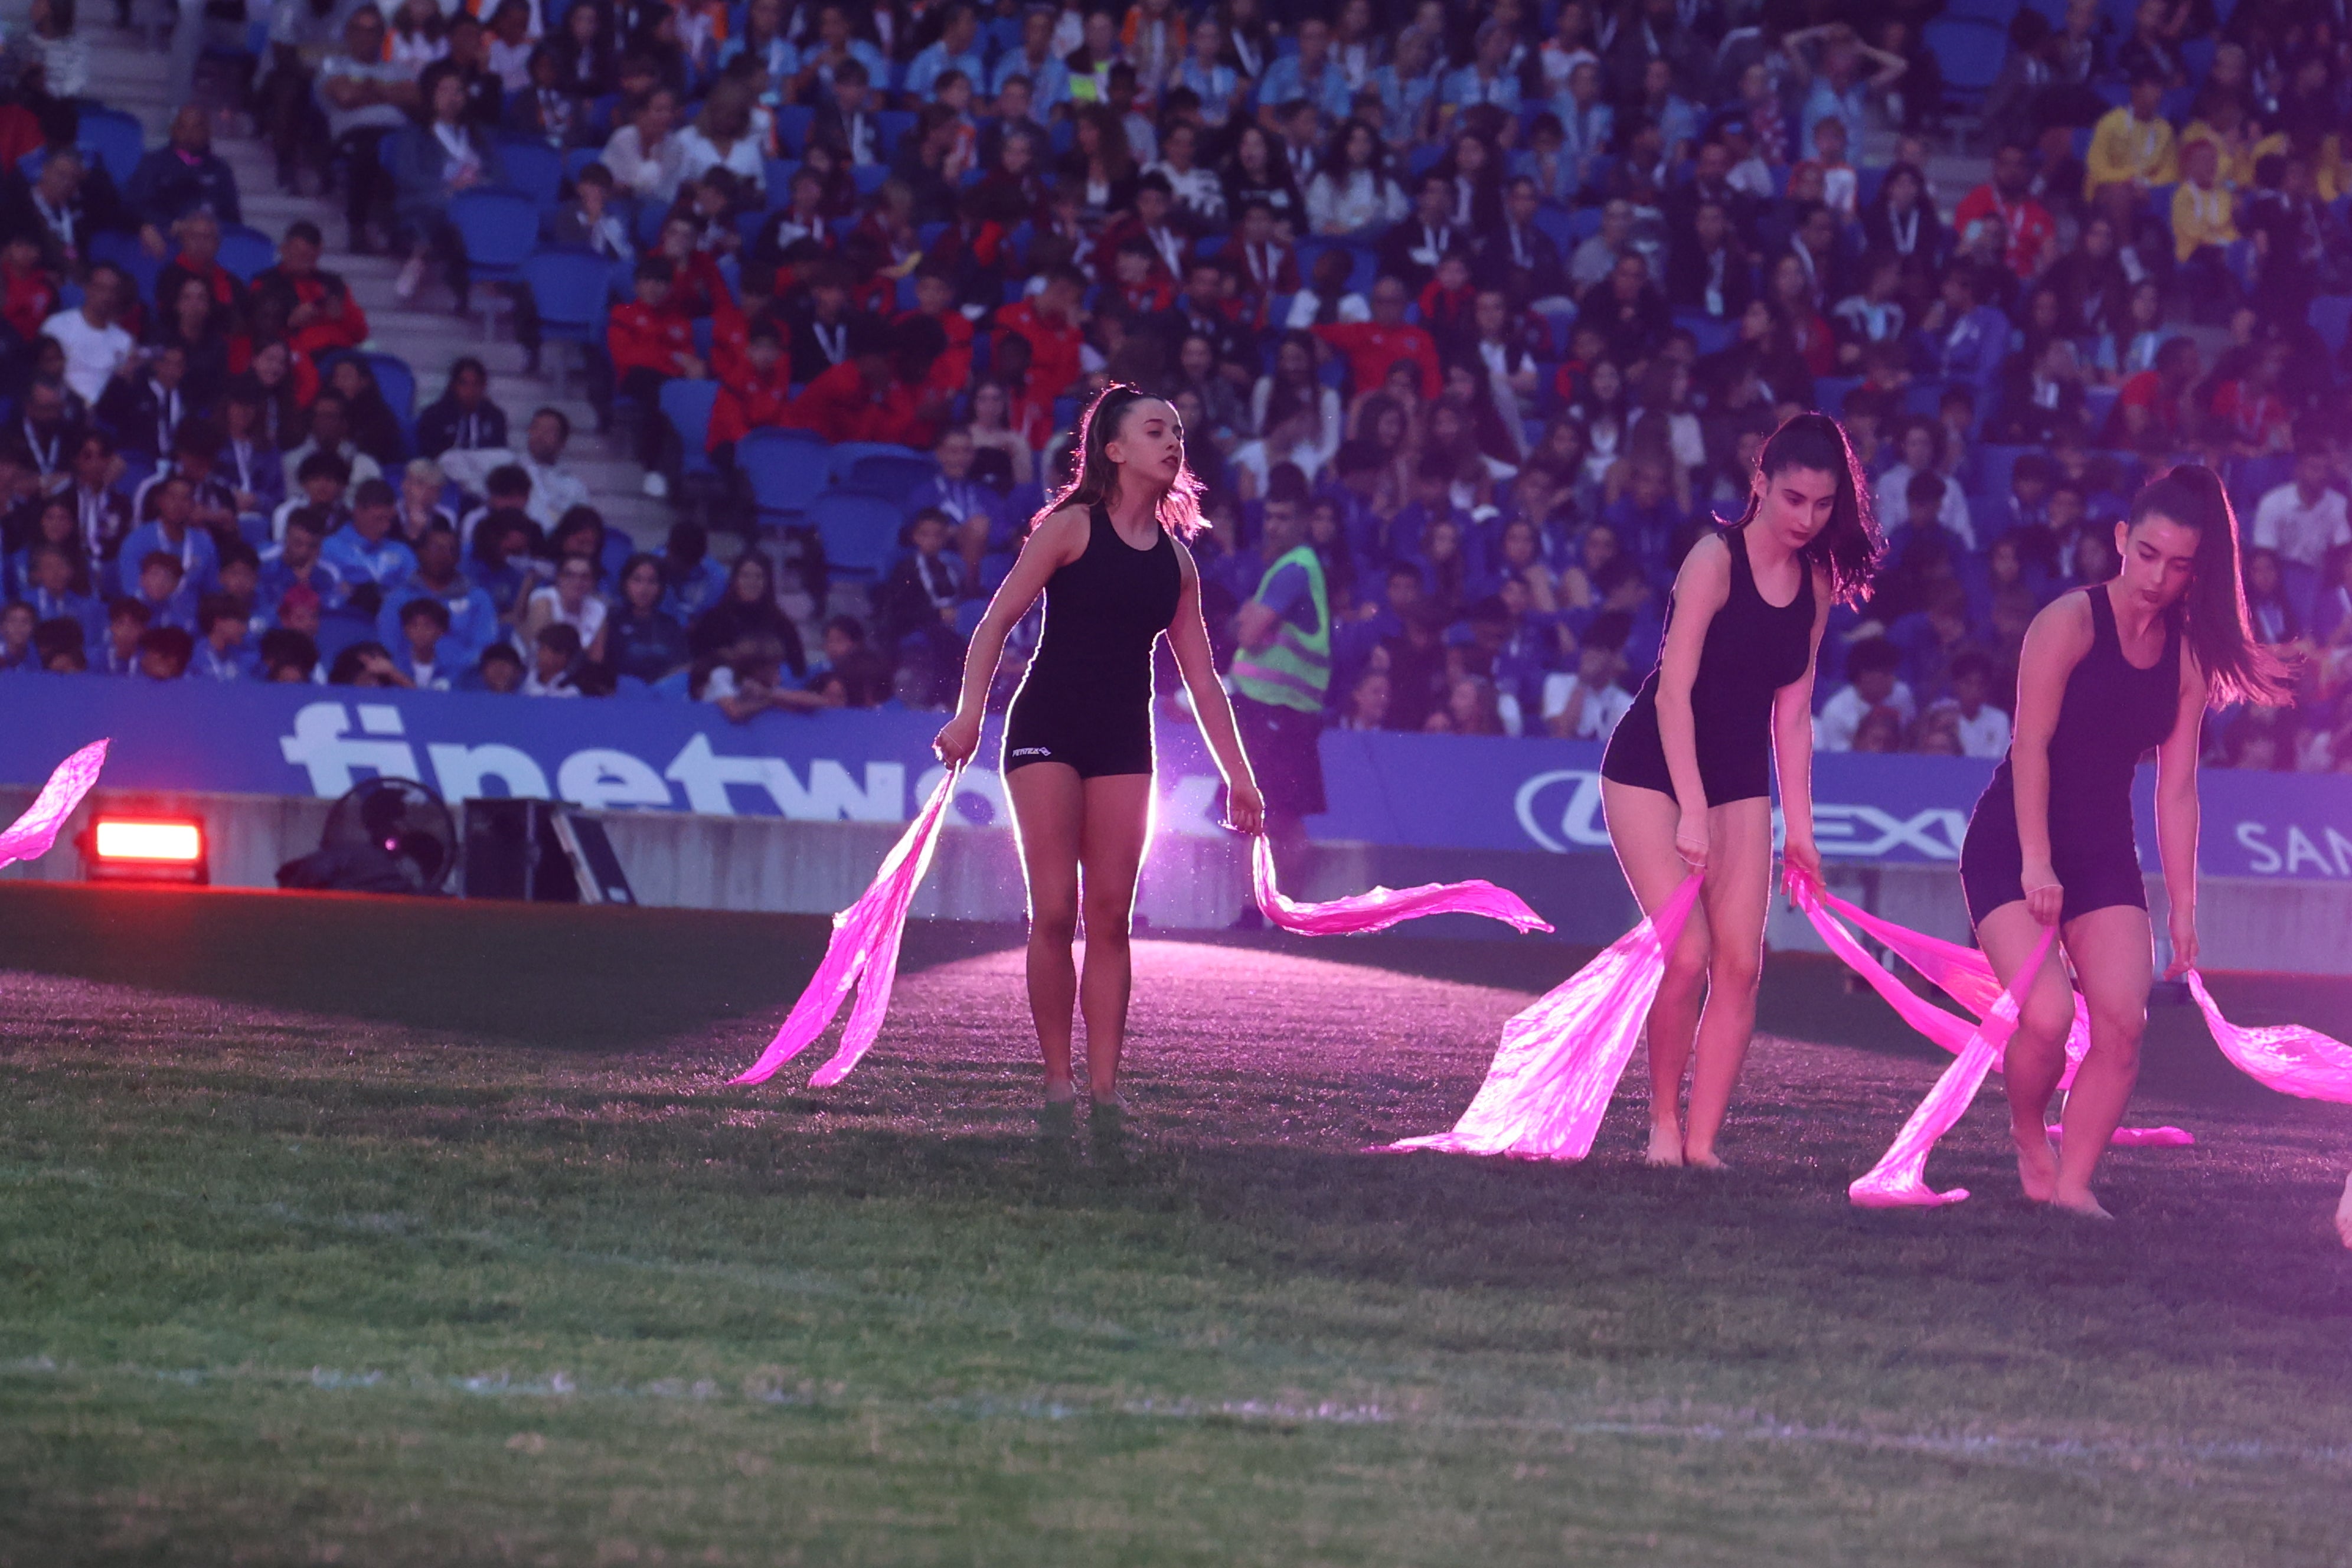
<box><xmin>82</xmin><ymin>818</ymin><xmax>209</xmax><ymax>884</ymax></box>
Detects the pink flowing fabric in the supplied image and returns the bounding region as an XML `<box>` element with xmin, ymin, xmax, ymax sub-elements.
<box><xmin>0</xmin><ymin>740</ymin><xmax>109</xmax><ymax>870</ymax></box>
<box><xmin>2185</xmin><ymin>971</ymin><xmax>2352</xmax><ymax>1105</ymax></box>
<box><xmin>1251</xmin><ymin>835</ymin><xmax>1553</xmax><ymax>937</ymax></box>
<box><xmin>731</xmin><ymin>767</ymin><xmax>961</xmax><ymax>1089</ymax></box>
<box><xmin>1842</xmin><ymin>922</ymin><xmax>2057</xmax><ymax>1207</ymax></box>
<box><xmin>1387</xmin><ymin>876</ymin><xmax>1701</xmax><ymax>1161</ymax></box>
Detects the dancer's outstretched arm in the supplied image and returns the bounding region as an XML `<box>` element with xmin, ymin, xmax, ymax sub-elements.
<box><xmin>930</xmin><ymin>507</ymin><xmax>1088</xmax><ymax>766</ymax></box>
<box><xmin>1772</xmin><ymin>566</ymin><xmax>1834</xmax><ymax>886</ymax></box>
<box><xmin>2154</xmin><ymin>646</ymin><xmax>2209</xmax><ymax>976</ymax></box>
<box><xmin>1167</xmin><ymin>541</ymin><xmax>1264</xmax><ymax>834</ymax></box>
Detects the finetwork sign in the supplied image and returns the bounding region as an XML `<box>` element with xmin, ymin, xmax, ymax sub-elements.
<box><xmin>4</xmin><ymin>675</ymin><xmax>2350</xmax><ymax>880</ymax></box>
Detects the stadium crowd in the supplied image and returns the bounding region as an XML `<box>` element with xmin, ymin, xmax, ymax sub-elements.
<box><xmin>3</xmin><ymin>0</ymin><xmax>2352</xmax><ymax>773</ymax></box>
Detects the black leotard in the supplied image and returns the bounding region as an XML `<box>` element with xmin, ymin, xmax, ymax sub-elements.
<box><xmin>1961</xmin><ymin>583</ymin><xmax>2181</xmax><ymax>927</ymax></box>
<box><xmin>1601</xmin><ymin>524</ymin><xmax>1816</xmax><ymax>806</ymax></box>
<box><xmin>1002</xmin><ymin>502</ymin><xmax>1182</xmax><ymax>779</ymax></box>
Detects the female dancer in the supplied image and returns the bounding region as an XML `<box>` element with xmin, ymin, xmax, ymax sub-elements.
<box><xmin>933</xmin><ymin>386</ymin><xmax>1265</xmax><ymax>1118</ymax></box>
<box><xmin>1961</xmin><ymin>466</ymin><xmax>2289</xmax><ymax>1217</ymax></box>
<box><xmin>1599</xmin><ymin>413</ymin><xmax>1884</xmax><ymax>1168</ymax></box>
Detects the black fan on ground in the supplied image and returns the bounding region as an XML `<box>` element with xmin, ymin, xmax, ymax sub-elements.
<box><xmin>276</xmin><ymin>778</ymin><xmax>459</xmax><ymax>894</ymax></box>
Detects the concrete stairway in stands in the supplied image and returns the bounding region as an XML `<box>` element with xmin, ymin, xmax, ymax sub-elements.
<box><xmin>81</xmin><ymin>22</ymin><xmax>673</xmax><ymax>548</ymax></box>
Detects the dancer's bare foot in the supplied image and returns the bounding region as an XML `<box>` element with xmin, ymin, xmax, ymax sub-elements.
<box><xmin>1644</xmin><ymin>1123</ymin><xmax>1685</xmax><ymax>1167</ymax></box>
<box><xmin>2013</xmin><ymin>1122</ymin><xmax>2060</xmax><ymax>1203</ymax></box>
<box><xmin>1090</xmin><ymin>1090</ymin><xmax>1126</xmax><ymax>1117</ymax></box>
<box><xmin>2050</xmin><ymin>1186</ymin><xmax>2113</xmax><ymax>1220</ymax></box>
<box><xmin>1683</xmin><ymin>1149</ymin><xmax>1729</xmax><ymax>1171</ymax></box>
<box><xmin>1043</xmin><ymin>1078</ymin><xmax>1077</xmax><ymax>1106</ymax></box>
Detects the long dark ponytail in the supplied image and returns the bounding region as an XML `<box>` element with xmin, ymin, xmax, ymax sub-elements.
<box><xmin>1733</xmin><ymin>410</ymin><xmax>1884</xmax><ymax>605</ymax></box>
<box><xmin>1031</xmin><ymin>383</ymin><xmax>1206</xmax><ymax>540</ymax></box>
<box><xmin>2131</xmin><ymin>464</ymin><xmax>2295</xmax><ymax>707</ymax></box>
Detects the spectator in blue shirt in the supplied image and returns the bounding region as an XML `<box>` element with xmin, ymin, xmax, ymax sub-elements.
<box><xmin>1440</xmin><ymin>21</ymin><xmax>1523</xmax><ymax>125</ymax></box>
<box><xmin>320</xmin><ymin>479</ymin><xmax>420</xmax><ymax>616</ymax></box>
<box><xmin>260</xmin><ymin>508</ymin><xmax>348</xmax><ymax>618</ymax></box>
<box><xmin>1255</xmin><ymin>18</ymin><xmax>1352</xmax><ymax>124</ymax></box>
<box><xmin>658</xmin><ymin>520</ymin><xmax>731</xmax><ymax>626</ymax></box>
<box><xmin>128</xmin><ymin>558</ymin><xmax>199</xmax><ymax>647</ymax></box>
<box><xmin>1927</xmin><ymin>263</ymin><xmax>2010</xmax><ymax>388</ymax></box>
<box><xmin>603</xmin><ymin>551</ymin><xmax>692</xmax><ymax>684</ymax></box>
<box><xmin>115</xmin><ymin>475</ymin><xmax>220</xmax><ymax>600</ymax></box>
<box><xmin>374</xmin><ymin>524</ymin><xmax>498</xmax><ymax>661</ymax></box>
<box><xmin>388</xmin><ymin>597</ymin><xmax>456</xmax><ymax>689</ymax></box>
<box><xmin>1174</xmin><ymin>17</ymin><xmax>1241</xmax><ymax>128</ymax></box>
<box><xmin>1601</xmin><ymin>458</ymin><xmax>1687</xmax><ymax>572</ymax></box>
<box><xmin>190</xmin><ymin>593</ymin><xmax>256</xmax><ymax>681</ymax></box>
<box><xmin>906</xmin><ymin>4</ymin><xmax>986</xmax><ymax>101</ymax></box>
<box><xmin>1785</xmin><ymin>22</ymin><xmax>1905</xmax><ymax>156</ymax></box>
<box><xmin>0</xmin><ymin>602</ymin><xmax>33</xmax><ymax>673</ymax></box>
<box><xmin>17</xmin><ymin>542</ymin><xmax>106</xmax><ymax>655</ymax></box>
<box><xmin>793</xmin><ymin>2</ymin><xmax>890</xmax><ymax>100</ymax></box>
<box><xmin>136</xmin><ymin>624</ymin><xmax>195</xmax><ymax>681</ymax></box>
<box><xmin>991</xmin><ymin>6</ymin><xmax>1070</xmax><ymax>113</ymax></box>
<box><xmin>1373</xmin><ymin>28</ymin><xmax>1440</xmax><ymax>149</ymax></box>
<box><xmin>219</xmin><ymin>386</ymin><xmax>287</xmax><ymax>528</ymax></box>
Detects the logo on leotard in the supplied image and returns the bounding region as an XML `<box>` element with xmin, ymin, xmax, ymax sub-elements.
<box><xmin>1010</xmin><ymin>746</ymin><xmax>1053</xmax><ymax>757</ymax></box>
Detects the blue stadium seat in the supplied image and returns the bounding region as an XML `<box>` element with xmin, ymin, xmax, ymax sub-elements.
<box><xmin>773</xmin><ymin>104</ymin><xmax>814</xmax><ymax>155</ymax></box>
<box><xmin>215</xmin><ymin>224</ymin><xmax>277</xmax><ymax>283</ymax></box>
<box><xmin>1811</xmin><ymin>375</ymin><xmax>1860</xmax><ymax>414</ymax></box>
<box><xmin>445</xmin><ymin>188</ymin><xmax>541</xmax><ymax>337</ymax></box>
<box><xmin>845</xmin><ymin>451</ymin><xmax>939</xmax><ymax>506</ymax></box>
<box><xmin>851</xmin><ymin>164</ymin><xmax>889</xmax><ymax>197</ymax></box>
<box><xmin>1977</xmin><ymin>443</ymin><xmax>2029</xmax><ymax>507</ymax></box>
<box><xmin>1530</xmin><ymin>205</ymin><xmax>1579</xmax><ymax>255</ymax></box>
<box><xmin>561</xmin><ymin>145</ymin><xmax>602</xmax><ymax>184</ymax></box>
<box><xmin>494</xmin><ymin>138</ymin><xmax>564</xmax><ymax>217</ymax></box>
<box><xmin>520</xmin><ymin>246</ymin><xmax>613</xmax><ymax>397</ymax></box>
<box><xmin>1670</xmin><ymin>309</ymin><xmax>1734</xmax><ymax>357</ymax></box>
<box><xmin>75</xmin><ymin>107</ymin><xmax>145</xmax><ymax>186</ymax></box>
<box><xmin>1922</xmin><ymin>17</ymin><xmax>2007</xmax><ymax>104</ymax></box>
<box><xmin>827</xmin><ymin>441</ymin><xmax>922</xmax><ymax>483</ymax></box>
<box><xmin>812</xmin><ymin>487</ymin><xmax>906</xmax><ymax>580</ymax></box>
<box><xmin>874</xmin><ymin>110</ymin><xmax>917</xmax><ymax>162</ymax></box>
<box><xmin>2309</xmin><ymin>295</ymin><xmax>2352</xmax><ymax>355</ymax></box>
<box><xmin>660</xmin><ymin>380</ymin><xmax>722</xmax><ymax>479</ymax></box>
<box><xmin>740</xmin><ymin>428</ymin><xmax>832</xmax><ymax>527</ymax></box>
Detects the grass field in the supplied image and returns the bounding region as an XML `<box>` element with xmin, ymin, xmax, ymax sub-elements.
<box><xmin>2</xmin><ymin>882</ymin><xmax>2350</xmax><ymax>1566</ymax></box>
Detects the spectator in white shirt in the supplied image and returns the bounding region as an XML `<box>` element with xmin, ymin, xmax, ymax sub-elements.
<box><xmin>1542</xmin><ymin>625</ymin><xmax>1635</xmax><ymax>740</ymax></box>
<box><xmin>522</xmin><ymin>622</ymin><xmax>583</xmax><ymax>695</ymax></box>
<box><xmin>602</xmin><ymin>86</ymin><xmax>688</xmax><ymax>204</ymax></box>
<box><xmin>1874</xmin><ymin>418</ymin><xmax>1975</xmax><ymax>547</ymax></box>
<box><xmin>2251</xmin><ymin>446</ymin><xmax>2351</xmax><ymax>573</ymax></box>
<box><xmin>1816</xmin><ymin>636</ymin><xmax>1916</xmax><ymax>751</ymax></box>
<box><xmin>1924</xmin><ymin>650</ymin><xmax>2012</xmax><ymax>759</ymax></box>
<box><xmin>519</xmin><ymin>408</ymin><xmax>592</xmax><ymax>526</ymax></box>
<box><xmin>40</xmin><ymin>264</ymin><xmax>136</xmax><ymax>405</ymax></box>
<box><xmin>519</xmin><ymin>553</ymin><xmax>608</xmax><ymax>665</ymax></box>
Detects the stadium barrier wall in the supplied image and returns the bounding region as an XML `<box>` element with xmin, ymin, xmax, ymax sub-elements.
<box><xmin>5</xmin><ymin>785</ymin><xmax>2348</xmax><ymax>976</ymax></box>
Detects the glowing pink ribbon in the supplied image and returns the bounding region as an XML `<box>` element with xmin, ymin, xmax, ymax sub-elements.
<box><xmin>1251</xmin><ymin>835</ymin><xmax>1553</xmax><ymax>936</ymax></box>
<box><xmin>1388</xmin><ymin>875</ymin><xmax>1701</xmax><ymax>1161</ymax></box>
<box><xmin>1841</xmin><ymin>919</ymin><xmax>2057</xmax><ymax>1207</ymax></box>
<box><xmin>2185</xmin><ymin>971</ymin><xmax>2352</xmax><ymax>1106</ymax></box>
<box><xmin>0</xmin><ymin>740</ymin><xmax>109</xmax><ymax>870</ymax></box>
<box><xmin>731</xmin><ymin>767</ymin><xmax>961</xmax><ymax>1089</ymax></box>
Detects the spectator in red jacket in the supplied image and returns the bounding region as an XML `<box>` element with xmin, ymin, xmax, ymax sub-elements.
<box><xmin>995</xmin><ymin>264</ymin><xmax>1087</xmax><ymax>401</ymax></box>
<box><xmin>252</xmin><ymin>221</ymin><xmax>370</xmax><ymax>363</ymax></box>
<box><xmin>605</xmin><ymin>257</ymin><xmax>705</xmax><ymax>494</ymax></box>
<box><xmin>707</xmin><ymin>319</ymin><xmax>793</xmax><ymax>455</ymax></box>
<box><xmin>782</xmin><ymin>318</ymin><xmax>951</xmax><ymax>447</ymax></box>
<box><xmin>896</xmin><ymin>266</ymin><xmax>974</xmax><ymax>398</ymax></box>
<box><xmin>1312</xmin><ymin>273</ymin><xmax>1439</xmax><ymax>399</ymax></box>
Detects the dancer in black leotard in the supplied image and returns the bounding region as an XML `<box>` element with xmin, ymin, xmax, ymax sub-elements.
<box><xmin>933</xmin><ymin>386</ymin><xmax>1266</xmax><ymax>1121</ymax></box>
<box><xmin>1598</xmin><ymin>413</ymin><xmax>1884</xmax><ymax>1168</ymax></box>
<box><xmin>1961</xmin><ymin>465</ymin><xmax>2290</xmax><ymax>1217</ymax></box>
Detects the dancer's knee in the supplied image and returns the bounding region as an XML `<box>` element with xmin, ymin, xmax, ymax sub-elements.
<box><xmin>2017</xmin><ymin>993</ymin><xmax>2074</xmax><ymax>1053</ymax></box>
<box><xmin>1029</xmin><ymin>897</ymin><xmax>1079</xmax><ymax>946</ymax></box>
<box><xmin>1707</xmin><ymin>945</ymin><xmax>1762</xmax><ymax>999</ymax></box>
<box><xmin>2088</xmin><ymin>1000</ymin><xmax>2145</xmax><ymax>1065</ymax></box>
<box><xmin>1080</xmin><ymin>893</ymin><xmax>1133</xmax><ymax>946</ymax></box>
<box><xmin>1661</xmin><ymin>942</ymin><xmax>1709</xmax><ymax>1001</ymax></box>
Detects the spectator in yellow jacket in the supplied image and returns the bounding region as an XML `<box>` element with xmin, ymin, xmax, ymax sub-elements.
<box><xmin>2085</xmin><ymin>71</ymin><xmax>2178</xmax><ymax>230</ymax></box>
<box><xmin>2171</xmin><ymin>138</ymin><xmax>2240</xmax><ymax>319</ymax></box>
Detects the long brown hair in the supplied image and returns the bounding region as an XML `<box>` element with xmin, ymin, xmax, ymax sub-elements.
<box><xmin>1031</xmin><ymin>384</ymin><xmax>1206</xmax><ymax>540</ymax></box>
<box><xmin>2131</xmin><ymin>464</ymin><xmax>2295</xmax><ymax>707</ymax></box>
<box><xmin>1731</xmin><ymin>410</ymin><xmax>1884</xmax><ymax>605</ymax></box>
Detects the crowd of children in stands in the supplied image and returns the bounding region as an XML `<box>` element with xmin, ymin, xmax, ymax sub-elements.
<box><xmin>5</xmin><ymin>0</ymin><xmax>2352</xmax><ymax>772</ymax></box>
